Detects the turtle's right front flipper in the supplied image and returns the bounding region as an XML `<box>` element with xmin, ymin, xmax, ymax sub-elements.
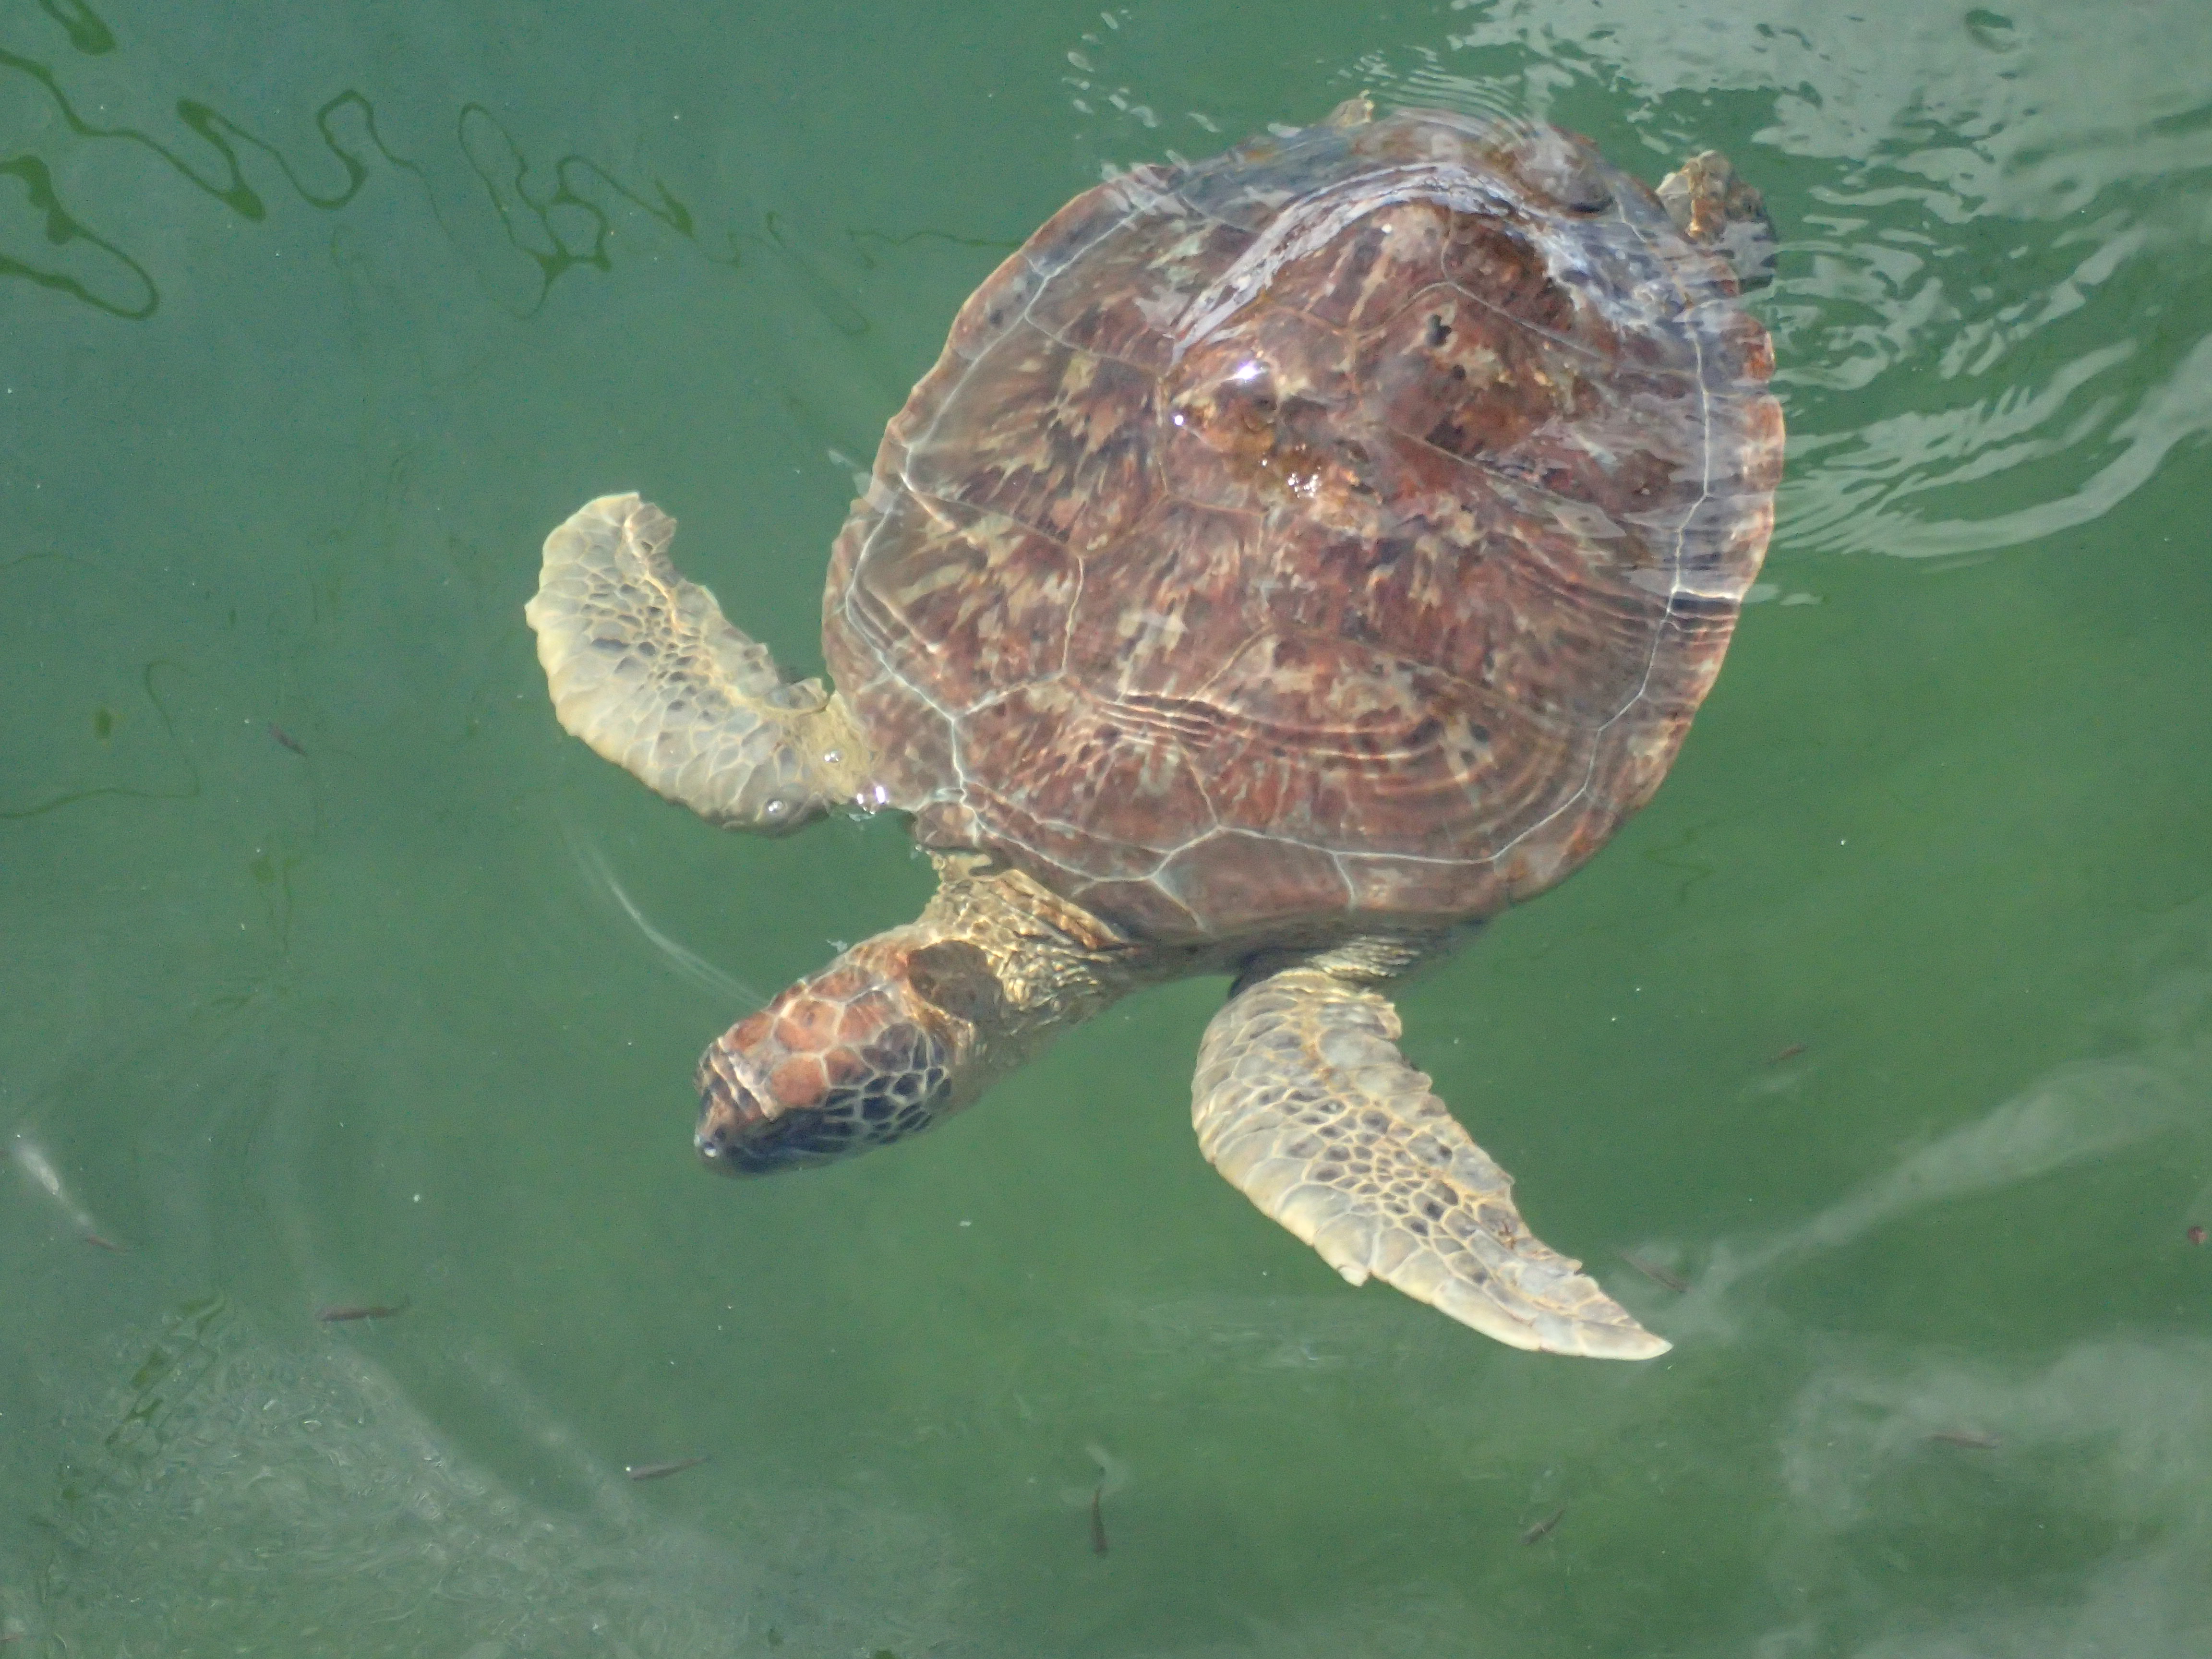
<box><xmin>526</xmin><ymin>494</ymin><xmax>868</xmax><ymax>831</ymax></box>
<box><xmin>1192</xmin><ymin>964</ymin><xmax>1667</xmax><ymax>1360</ymax></box>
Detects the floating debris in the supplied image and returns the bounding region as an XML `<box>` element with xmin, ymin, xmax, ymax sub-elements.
<box><xmin>1621</xmin><ymin>1252</ymin><xmax>1687</xmax><ymax>1293</ymax></box>
<box><xmin>1927</xmin><ymin>1428</ymin><xmax>2001</xmax><ymax>1450</ymax></box>
<box><xmin>1769</xmin><ymin>1042</ymin><xmax>1808</xmax><ymax>1065</ymax></box>
<box><xmin>2188</xmin><ymin>1225</ymin><xmax>2206</xmax><ymax>1246</ymax></box>
<box><xmin>1521</xmin><ymin>1506</ymin><xmax>1566</xmax><ymax>1544</ymax></box>
<box><xmin>625</xmin><ymin>1454</ymin><xmax>710</xmax><ymax>1482</ymax></box>
<box><xmin>315</xmin><ymin>1301</ymin><xmax>409</xmax><ymax>1323</ymax></box>
<box><xmin>1081</xmin><ymin>1442</ymin><xmax>1125</xmax><ymax>1553</ymax></box>
<box><xmin>81</xmin><ymin>1231</ymin><xmax>128</xmax><ymax>1253</ymax></box>
<box><xmin>268</xmin><ymin>722</ymin><xmax>307</xmax><ymax>756</ymax></box>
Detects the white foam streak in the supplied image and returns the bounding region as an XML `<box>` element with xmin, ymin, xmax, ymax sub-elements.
<box><xmin>561</xmin><ymin>822</ymin><xmax>767</xmax><ymax>1011</ymax></box>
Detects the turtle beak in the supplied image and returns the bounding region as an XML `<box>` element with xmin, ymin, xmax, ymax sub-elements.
<box><xmin>692</xmin><ymin>1010</ymin><xmax>927</xmax><ymax>1174</ymax></box>
<box><xmin>693</xmin><ymin>1046</ymin><xmax>803</xmax><ymax>1174</ymax></box>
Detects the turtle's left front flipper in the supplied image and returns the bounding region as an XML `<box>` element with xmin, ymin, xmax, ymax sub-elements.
<box><xmin>1192</xmin><ymin>965</ymin><xmax>1667</xmax><ymax>1359</ymax></box>
<box><xmin>526</xmin><ymin>494</ymin><xmax>868</xmax><ymax>832</ymax></box>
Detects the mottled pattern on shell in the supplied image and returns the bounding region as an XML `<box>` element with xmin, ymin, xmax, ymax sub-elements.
<box><xmin>824</xmin><ymin>108</ymin><xmax>1782</xmax><ymax>941</ymax></box>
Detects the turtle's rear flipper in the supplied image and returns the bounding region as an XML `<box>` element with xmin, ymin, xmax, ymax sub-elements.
<box><xmin>1658</xmin><ymin>151</ymin><xmax>1777</xmax><ymax>293</ymax></box>
<box><xmin>1192</xmin><ymin>965</ymin><xmax>1668</xmax><ymax>1359</ymax></box>
<box><xmin>527</xmin><ymin>494</ymin><xmax>868</xmax><ymax>831</ymax></box>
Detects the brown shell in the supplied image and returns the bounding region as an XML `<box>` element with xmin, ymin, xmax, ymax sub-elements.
<box><xmin>823</xmin><ymin>108</ymin><xmax>1782</xmax><ymax>943</ymax></box>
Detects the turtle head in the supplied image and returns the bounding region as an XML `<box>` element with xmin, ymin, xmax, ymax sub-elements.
<box><xmin>692</xmin><ymin>934</ymin><xmax>1010</xmax><ymax>1173</ymax></box>
<box><xmin>1657</xmin><ymin>151</ymin><xmax>1777</xmax><ymax>292</ymax></box>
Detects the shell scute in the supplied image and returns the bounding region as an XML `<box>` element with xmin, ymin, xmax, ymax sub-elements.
<box><xmin>1156</xmin><ymin>829</ymin><xmax>1351</xmax><ymax>925</ymax></box>
<box><xmin>954</xmin><ymin>682</ymin><xmax>1216</xmax><ymax>871</ymax></box>
<box><xmin>1336</xmin><ymin>850</ymin><xmax>1505</xmax><ymax>920</ymax></box>
<box><xmin>1266</xmin><ymin>199</ymin><xmax>1455</xmax><ymax>332</ymax></box>
<box><xmin>938</xmin><ymin>253</ymin><xmax>1046</xmax><ymax>367</ymax></box>
<box><xmin>1190</xmin><ymin>630</ymin><xmax>1496</xmax><ymax>863</ymax></box>
<box><xmin>899</xmin><ymin>332</ymin><xmax>1159</xmax><ymax>557</ymax></box>
<box><xmin>943</xmin><ymin>178</ymin><xmax>1140</xmax><ymax>361</ymax></box>
<box><xmin>1020</xmin><ymin>198</ymin><xmax>1253</xmax><ymax>373</ymax></box>
<box><xmin>1438</xmin><ymin>216</ymin><xmax>1587</xmax><ymax>345</ymax></box>
<box><xmin>1062</xmin><ymin>876</ymin><xmax>1204</xmax><ymax>939</ymax></box>
<box><xmin>846</xmin><ymin>491</ymin><xmax>1079</xmax><ymax>713</ymax></box>
<box><xmin>1066</xmin><ymin>500</ymin><xmax>1257</xmax><ymax>697</ymax></box>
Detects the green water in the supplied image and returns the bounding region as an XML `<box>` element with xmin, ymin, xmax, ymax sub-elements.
<box><xmin>4</xmin><ymin>0</ymin><xmax>2210</xmax><ymax>1651</ymax></box>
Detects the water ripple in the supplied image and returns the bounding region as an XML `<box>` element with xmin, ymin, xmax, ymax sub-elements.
<box><xmin>1353</xmin><ymin>0</ymin><xmax>2212</xmax><ymax>560</ymax></box>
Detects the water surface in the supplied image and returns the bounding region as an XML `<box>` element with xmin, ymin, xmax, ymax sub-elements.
<box><xmin>4</xmin><ymin>0</ymin><xmax>2210</xmax><ymax>1652</ymax></box>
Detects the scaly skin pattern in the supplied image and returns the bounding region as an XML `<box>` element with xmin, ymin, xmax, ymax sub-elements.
<box><xmin>695</xmin><ymin>861</ymin><xmax>1160</xmax><ymax>1171</ymax></box>
<box><xmin>822</xmin><ymin>106</ymin><xmax>1781</xmax><ymax>940</ymax></box>
<box><xmin>1658</xmin><ymin>151</ymin><xmax>1778</xmax><ymax>291</ymax></box>
<box><xmin>527</xmin><ymin>494</ymin><xmax>871</xmax><ymax>831</ymax></box>
<box><xmin>1193</xmin><ymin>960</ymin><xmax>1667</xmax><ymax>1358</ymax></box>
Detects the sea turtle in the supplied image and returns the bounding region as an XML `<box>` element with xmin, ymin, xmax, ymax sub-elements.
<box><xmin>526</xmin><ymin>100</ymin><xmax>1782</xmax><ymax>1359</ymax></box>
